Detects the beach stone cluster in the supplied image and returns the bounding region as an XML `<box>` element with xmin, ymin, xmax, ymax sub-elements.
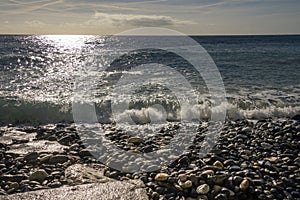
<box><xmin>0</xmin><ymin>119</ymin><xmax>299</xmax><ymax>200</ymax></box>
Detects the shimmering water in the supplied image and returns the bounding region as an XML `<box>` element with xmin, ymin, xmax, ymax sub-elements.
<box><xmin>0</xmin><ymin>35</ymin><xmax>299</xmax><ymax>123</ymax></box>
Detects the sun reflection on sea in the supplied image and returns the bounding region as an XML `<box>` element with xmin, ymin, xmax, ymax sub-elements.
<box><xmin>37</xmin><ymin>35</ymin><xmax>94</xmax><ymax>52</ymax></box>
<box><xmin>16</xmin><ymin>35</ymin><xmax>98</xmax><ymax>104</ymax></box>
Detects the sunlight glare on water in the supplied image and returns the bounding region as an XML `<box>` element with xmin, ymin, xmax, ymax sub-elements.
<box><xmin>38</xmin><ymin>35</ymin><xmax>93</xmax><ymax>52</ymax></box>
<box><xmin>2</xmin><ymin>35</ymin><xmax>99</xmax><ymax>105</ymax></box>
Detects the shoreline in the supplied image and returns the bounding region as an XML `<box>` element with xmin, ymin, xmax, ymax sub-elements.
<box><xmin>0</xmin><ymin>118</ymin><xmax>299</xmax><ymax>199</ymax></box>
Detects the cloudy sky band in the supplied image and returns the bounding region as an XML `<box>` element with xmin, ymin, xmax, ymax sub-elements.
<box><xmin>0</xmin><ymin>0</ymin><xmax>299</xmax><ymax>35</ymax></box>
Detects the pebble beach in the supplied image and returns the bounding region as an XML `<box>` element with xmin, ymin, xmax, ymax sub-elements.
<box><xmin>0</xmin><ymin>118</ymin><xmax>299</xmax><ymax>200</ymax></box>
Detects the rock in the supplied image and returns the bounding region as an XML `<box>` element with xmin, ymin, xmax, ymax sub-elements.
<box><xmin>58</xmin><ymin>136</ymin><xmax>72</xmax><ymax>145</ymax></box>
<box><xmin>128</xmin><ymin>137</ymin><xmax>144</xmax><ymax>144</ymax></box>
<box><xmin>0</xmin><ymin>188</ymin><xmax>6</xmax><ymax>195</ymax></box>
<box><xmin>224</xmin><ymin>177</ymin><xmax>234</xmax><ymax>189</ymax></box>
<box><xmin>186</xmin><ymin>198</ymin><xmax>197</xmax><ymax>200</ymax></box>
<box><xmin>179</xmin><ymin>180</ymin><xmax>193</xmax><ymax>189</ymax></box>
<box><xmin>175</xmin><ymin>184</ymin><xmax>183</xmax><ymax>191</ymax></box>
<box><xmin>178</xmin><ymin>174</ymin><xmax>188</xmax><ymax>182</ymax></box>
<box><xmin>229</xmin><ymin>165</ymin><xmax>241</xmax><ymax>171</ymax></box>
<box><xmin>213</xmin><ymin>185</ymin><xmax>222</xmax><ymax>192</ymax></box>
<box><xmin>213</xmin><ymin>161</ymin><xmax>224</xmax><ymax>170</ymax></box>
<box><xmin>210</xmin><ymin>174</ymin><xmax>228</xmax><ymax>185</ymax></box>
<box><xmin>223</xmin><ymin>159</ymin><xmax>236</xmax><ymax>166</ymax></box>
<box><xmin>222</xmin><ymin>188</ymin><xmax>235</xmax><ymax>197</ymax></box>
<box><xmin>287</xmin><ymin>165</ymin><xmax>297</xmax><ymax>171</ymax></box>
<box><xmin>155</xmin><ymin>186</ymin><xmax>166</xmax><ymax>194</ymax></box>
<box><xmin>78</xmin><ymin>149</ymin><xmax>92</xmax><ymax>157</ymax></box>
<box><xmin>233</xmin><ymin>176</ymin><xmax>243</xmax><ymax>185</ymax></box>
<box><xmin>200</xmin><ymin>170</ymin><xmax>214</xmax><ymax>176</ymax></box>
<box><xmin>214</xmin><ymin>193</ymin><xmax>227</xmax><ymax>200</ymax></box>
<box><xmin>292</xmin><ymin>114</ymin><xmax>300</xmax><ymax>120</ymax></box>
<box><xmin>196</xmin><ymin>184</ymin><xmax>210</xmax><ymax>195</ymax></box>
<box><xmin>154</xmin><ymin>173</ymin><xmax>169</xmax><ymax>181</ymax></box>
<box><xmin>189</xmin><ymin>188</ymin><xmax>198</xmax><ymax>198</ymax></box>
<box><xmin>48</xmin><ymin>155</ymin><xmax>69</xmax><ymax>164</ymax></box>
<box><xmin>201</xmin><ymin>165</ymin><xmax>220</xmax><ymax>171</ymax></box>
<box><xmin>48</xmin><ymin>136</ymin><xmax>57</xmax><ymax>141</ymax></box>
<box><xmin>239</xmin><ymin>179</ymin><xmax>250</xmax><ymax>191</ymax></box>
<box><xmin>241</xmin><ymin>150</ymin><xmax>252</xmax><ymax>155</ymax></box>
<box><xmin>151</xmin><ymin>191</ymin><xmax>160</xmax><ymax>199</ymax></box>
<box><xmin>240</xmin><ymin>161</ymin><xmax>248</xmax><ymax>169</ymax></box>
<box><xmin>294</xmin><ymin>157</ymin><xmax>300</xmax><ymax>167</ymax></box>
<box><xmin>261</xmin><ymin>142</ymin><xmax>272</xmax><ymax>149</ymax></box>
<box><xmin>24</xmin><ymin>152</ymin><xmax>39</xmax><ymax>161</ymax></box>
<box><xmin>48</xmin><ymin>181</ymin><xmax>62</xmax><ymax>188</ymax></box>
<box><xmin>8</xmin><ymin>182</ymin><xmax>19</xmax><ymax>190</ymax></box>
<box><xmin>40</xmin><ymin>155</ymin><xmax>52</xmax><ymax>163</ymax></box>
<box><xmin>189</xmin><ymin>174</ymin><xmax>199</xmax><ymax>186</ymax></box>
<box><xmin>252</xmin><ymin>179</ymin><xmax>264</xmax><ymax>186</ymax></box>
<box><xmin>29</xmin><ymin>170</ymin><xmax>48</xmax><ymax>183</ymax></box>
<box><xmin>1</xmin><ymin>174</ymin><xmax>26</xmax><ymax>182</ymax></box>
<box><xmin>4</xmin><ymin>180</ymin><xmax>148</xmax><ymax>200</ymax></box>
<box><xmin>7</xmin><ymin>140</ymin><xmax>67</xmax><ymax>155</ymax></box>
<box><xmin>198</xmin><ymin>195</ymin><xmax>208</xmax><ymax>200</ymax></box>
<box><xmin>0</xmin><ymin>130</ymin><xmax>36</xmax><ymax>145</ymax></box>
<box><xmin>291</xmin><ymin>191</ymin><xmax>300</xmax><ymax>198</ymax></box>
<box><xmin>70</xmin><ymin>144</ymin><xmax>79</xmax><ymax>151</ymax></box>
<box><xmin>65</xmin><ymin>164</ymin><xmax>111</xmax><ymax>185</ymax></box>
<box><xmin>178</xmin><ymin>156</ymin><xmax>189</xmax><ymax>166</ymax></box>
<box><xmin>242</xmin><ymin>127</ymin><xmax>252</xmax><ymax>133</ymax></box>
<box><xmin>265</xmin><ymin>157</ymin><xmax>278</xmax><ymax>163</ymax></box>
<box><xmin>240</xmin><ymin>155</ymin><xmax>249</xmax><ymax>160</ymax></box>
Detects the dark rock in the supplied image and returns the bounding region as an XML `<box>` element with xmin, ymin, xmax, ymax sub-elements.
<box><xmin>78</xmin><ymin>149</ymin><xmax>92</xmax><ymax>157</ymax></box>
<box><xmin>48</xmin><ymin>181</ymin><xmax>62</xmax><ymax>188</ymax></box>
<box><xmin>229</xmin><ymin>165</ymin><xmax>241</xmax><ymax>171</ymax></box>
<box><xmin>1</xmin><ymin>174</ymin><xmax>26</xmax><ymax>182</ymax></box>
<box><xmin>291</xmin><ymin>114</ymin><xmax>300</xmax><ymax>120</ymax></box>
<box><xmin>189</xmin><ymin>174</ymin><xmax>199</xmax><ymax>186</ymax></box>
<box><xmin>233</xmin><ymin>176</ymin><xmax>243</xmax><ymax>185</ymax></box>
<box><xmin>260</xmin><ymin>142</ymin><xmax>273</xmax><ymax>149</ymax></box>
<box><xmin>24</xmin><ymin>152</ymin><xmax>39</xmax><ymax>161</ymax></box>
<box><xmin>156</xmin><ymin>186</ymin><xmax>166</xmax><ymax>194</ymax></box>
<box><xmin>291</xmin><ymin>191</ymin><xmax>300</xmax><ymax>198</ymax></box>
<box><xmin>48</xmin><ymin>155</ymin><xmax>69</xmax><ymax>164</ymax></box>
<box><xmin>214</xmin><ymin>193</ymin><xmax>227</xmax><ymax>200</ymax></box>
<box><xmin>178</xmin><ymin>156</ymin><xmax>189</xmax><ymax>166</ymax></box>
<box><xmin>190</xmin><ymin>187</ymin><xmax>198</xmax><ymax>198</ymax></box>
<box><xmin>29</xmin><ymin>170</ymin><xmax>48</xmax><ymax>183</ymax></box>
<box><xmin>58</xmin><ymin>136</ymin><xmax>72</xmax><ymax>145</ymax></box>
<box><xmin>224</xmin><ymin>159</ymin><xmax>236</xmax><ymax>166</ymax></box>
<box><xmin>209</xmin><ymin>174</ymin><xmax>228</xmax><ymax>185</ymax></box>
<box><xmin>252</xmin><ymin>179</ymin><xmax>264</xmax><ymax>186</ymax></box>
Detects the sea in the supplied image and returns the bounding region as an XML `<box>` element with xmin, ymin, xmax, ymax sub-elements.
<box><xmin>0</xmin><ymin>35</ymin><xmax>299</xmax><ymax>124</ymax></box>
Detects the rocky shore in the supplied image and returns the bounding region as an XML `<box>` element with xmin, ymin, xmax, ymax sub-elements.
<box><xmin>0</xmin><ymin>119</ymin><xmax>299</xmax><ymax>200</ymax></box>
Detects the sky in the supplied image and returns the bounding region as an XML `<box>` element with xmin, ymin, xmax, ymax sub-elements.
<box><xmin>0</xmin><ymin>0</ymin><xmax>299</xmax><ymax>35</ymax></box>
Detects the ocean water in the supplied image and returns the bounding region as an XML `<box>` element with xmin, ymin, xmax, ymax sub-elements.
<box><xmin>0</xmin><ymin>35</ymin><xmax>299</xmax><ymax>124</ymax></box>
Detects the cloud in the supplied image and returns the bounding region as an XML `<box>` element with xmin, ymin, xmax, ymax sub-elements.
<box><xmin>88</xmin><ymin>12</ymin><xmax>195</xmax><ymax>27</ymax></box>
<box><xmin>24</xmin><ymin>20</ymin><xmax>46</xmax><ymax>27</ymax></box>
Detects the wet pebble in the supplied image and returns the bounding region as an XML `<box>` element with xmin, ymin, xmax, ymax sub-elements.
<box><xmin>29</xmin><ymin>170</ymin><xmax>48</xmax><ymax>183</ymax></box>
